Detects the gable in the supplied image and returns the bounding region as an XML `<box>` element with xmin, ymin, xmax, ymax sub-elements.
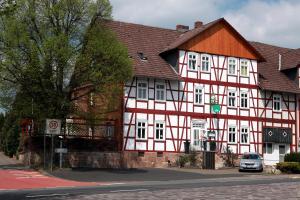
<box><xmin>179</xmin><ymin>22</ymin><xmax>260</xmax><ymax>60</ymax></box>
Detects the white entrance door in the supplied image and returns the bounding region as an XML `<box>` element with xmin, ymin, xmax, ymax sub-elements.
<box><xmin>279</xmin><ymin>144</ymin><xmax>286</xmax><ymax>163</ymax></box>
<box><xmin>191</xmin><ymin>122</ymin><xmax>206</xmax><ymax>151</ymax></box>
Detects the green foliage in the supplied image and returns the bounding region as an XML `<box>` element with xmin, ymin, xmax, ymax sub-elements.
<box><xmin>276</xmin><ymin>162</ymin><xmax>300</xmax><ymax>174</ymax></box>
<box><xmin>0</xmin><ymin>112</ymin><xmax>20</xmax><ymax>157</ymax></box>
<box><xmin>188</xmin><ymin>150</ymin><xmax>198</xmax><ymax>167</ymax></box>
<box><xmin>178</xmin><ymin>155</ymin><xmax>189</xmax><ymax>167</ymax></box>
<box><xmin>284</xmin><ymin>152</ymin><xmax>300</xmax><ymax>162</ymax></box>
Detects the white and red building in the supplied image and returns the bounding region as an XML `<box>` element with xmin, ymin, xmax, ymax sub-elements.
<box><xmin>72</xmin><ymin>18</ymin><xmax>300</xmax><ymax>166</ymax></box>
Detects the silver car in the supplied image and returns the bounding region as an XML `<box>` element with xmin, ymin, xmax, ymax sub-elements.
<box><xmin>239</xmin><ymin>153</ymin><xmax>263</xmax><ymax>172</ymax></box>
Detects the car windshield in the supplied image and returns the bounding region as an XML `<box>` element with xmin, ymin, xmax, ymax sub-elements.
<box><xmin>242</xmin><ymin>154</ymin><xmax>259</xmax><ymax>159</ymax></box>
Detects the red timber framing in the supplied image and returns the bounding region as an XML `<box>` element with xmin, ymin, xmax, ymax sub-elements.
<box><xmin>122</xmin><ymin>49</ymin><xmax>299</xmax><ymax>156</ymax></box>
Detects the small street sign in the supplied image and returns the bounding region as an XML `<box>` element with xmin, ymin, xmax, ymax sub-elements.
<box><xmin>55</xmin><ymin>148</ymin><xmax>68</xmax><ymax>154</ymax></box>
<box><xmin>207</xmin><ymin>131</ymin><xmax>216</xmax><ymax>137</ymax></box>
<box><xmin>46</xmin><ymin>119</ymin><xmax>61</xmax><ymax>135</ymax></box>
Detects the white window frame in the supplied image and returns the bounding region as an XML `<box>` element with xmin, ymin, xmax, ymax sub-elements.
<box><xmin>194</xmin><ymin>85</ymin><xmax>204</xmax><ymax>105</ymax></box>
<box><xmin>263</xmin><ymin>143</ymin><xmax>273</xmax><ymax>154</ymax></box>
<box><xmin>240</xmin><ymin>126</ymin><xmax>249</xmax><ymax>144</ymax></box>
<box><xmin>240</xmin><ymin>91</ymin><xmax>249</xmax><ymax>109</ymax></box>
<box><xmin>228</xmin><ymin>57</ymin><xmax>237</xmax><ymax>75</ymax></box>
<box><xmin>273</xmin><ymin>94</ymin><xmax>281</xmax><ymax>111</ymax></box>
<box><xmin>136</xmin><ymin>120</ymin><xmax>147</xmax><ymax>140</ymax></box>
<box><xmin>155</xmin><ymin>82</ymin><xmax>166</xmax><ymax>101</ymax></box>
<box><xmin>240</xmin><ymin>59</ymin><xmax>249</xmax><ymax>77</ymax></box>
<box><xmin>188</xmin><ymin>52</ymin><xmax>197</xmax><ymax>71</ymax></box>
<box><xmin>228</xmin><ymin>90</ymin><xmax>236</xmax><ymax>107</ymax></box>
<box><xmin>154</xmin><ymin>121</ymin><xmax>165</xmax><ymax>140</ymax></box>
<box><xmin>201</xmin><ymin>54</ymin><xmax>210</xmax><ymax>72</ymax></box>
<box><xmin>137</xmin><ymin>81</ymin><xmax>148</xmax><ymax>100</ymax></box>
<box><xmin>228</xmin><ymin>125</ymin><xmax>237</xmax><ymax>144</ymax></box>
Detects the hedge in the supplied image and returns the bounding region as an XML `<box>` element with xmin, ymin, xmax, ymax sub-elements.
<box><xmin>276</xmin><ymin>162</ymin><xmax>300</xmax><ymax>173</ymax></box>
<box><xmin>284</xmin><ymin>152</ymin><xmax>300</xmax><ymax>162</ymax></box>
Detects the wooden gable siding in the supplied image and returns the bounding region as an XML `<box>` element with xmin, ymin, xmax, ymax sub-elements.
<box><xmin>179</xmin><ymin>23</ymin><xmax>258</xmax><ymax>60</ymax></box>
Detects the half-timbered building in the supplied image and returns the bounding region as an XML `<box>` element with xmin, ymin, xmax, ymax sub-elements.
<box><xmin>71</xmin><ymin>18</ymin><xmax>300</xmax><ymax>166</ymax></box>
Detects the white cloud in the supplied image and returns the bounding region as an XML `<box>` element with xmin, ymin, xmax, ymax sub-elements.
<box><xmin>224</xmin><ymin>0</ymin><xmax>300</xmax><ymax>48</ymax></box>
<box><xmin>110</xmin><ymin>0</ymin><xmax>300</xmax><ymax>48</ymax></box>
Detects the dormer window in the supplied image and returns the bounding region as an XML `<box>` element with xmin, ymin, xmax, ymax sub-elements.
<box><xmin>240</xmin><ymin>60</ymin><xmax>249</xmax><ymax>77</ymax></box>
<box><xmin>228</xmin><ymin>58</ymin><xmax>237</xmax><ymax>75</ymax></box>
<box><xmin>201</xmin><ymin>54</ymin><xmax>210</xmax><ymax>72</ymax></box>
<box><xmin>188</xmin><ymin>53</ymin><xmax>197</xmax><ymax>70</ymax></box>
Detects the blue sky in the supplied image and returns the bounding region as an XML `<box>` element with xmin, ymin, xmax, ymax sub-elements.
<box><xmin>110</xmin><ymin>0</ymin><xmax>300</xmax><ymax>48</ymax></box>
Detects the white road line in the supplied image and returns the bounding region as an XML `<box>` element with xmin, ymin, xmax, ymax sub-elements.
<box><xmin>110</xmin><ymin>189</ymin><xmax>148</xmax><ymax>193</ymax></box>
<box><xmin>25</xmin><ymin>193</ymin><xmax>70</xmax><ymax>198</ymax></box>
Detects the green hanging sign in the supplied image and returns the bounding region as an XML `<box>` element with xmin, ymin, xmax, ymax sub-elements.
<box><xmin>212</xmin><ymin>104</ymin><xmax>221</xmax><ymax>113</ymax></box>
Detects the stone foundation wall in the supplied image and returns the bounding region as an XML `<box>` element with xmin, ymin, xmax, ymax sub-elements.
<box><xmin>20</xmin><ymin>150</ymin><xmax>229</xmax><ymax>169</ymax></box>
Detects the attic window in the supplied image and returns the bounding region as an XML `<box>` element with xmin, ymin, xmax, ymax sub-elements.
<box><xmin>137</xmin><ymin>52</ymin><xmax>148</xmax><ymax>61</ymax></box>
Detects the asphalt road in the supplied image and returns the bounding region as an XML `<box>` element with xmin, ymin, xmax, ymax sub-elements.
<box><xmin>1</xmin><ymin>174</ymin><xmax>300</xmax><ymax>200</ymax></box>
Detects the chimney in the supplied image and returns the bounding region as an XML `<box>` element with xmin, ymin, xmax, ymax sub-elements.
<box><xmin>278</xmin><ymin>54</ymin><xmax>282</xmax><ymax>71</ymax></box>
<box><xmin>194</xmin><ymin>21</ymin><xmax>203</xmax><ymax>29</ymax></box>
<box><xmin>176</xmin><ymin>24</ymin><xmax>189</xmax><ymax>32</ymax></box>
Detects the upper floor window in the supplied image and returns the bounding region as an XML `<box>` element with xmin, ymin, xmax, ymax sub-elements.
<box><xmin>155</xmin><ymin>121</ymin><xmax>165</xmax><ymax>140</ymax></box>
<box><xmin>201</xmin><ymin>54</ymin><xmax>210</xmax><ymax>72</ymax></box>
<box><xmin>155</xmin><ymin>83</ymin><xmax>166</xmax><ymax>101</ymax></box>
<box><xmin>240</xmin><ymin>60</ymin><xmax>249</xmax><ymax>77</ymax></box>
<box><xmin>228</xmin><ymin>126</ymin><xmax>237</xmax><ymax>143</ymax></box>
<box><xmin>137</xmin><ymin>120</ymin><xmax>147</xmax><ymax>139</ymax></box>
<box><xmin>241</xmin><ymin>127</ymin><xmax>249</xmax><ymax>144</ymax></box>
<box><xmin>188</xmin><ymin>53</ymin><xmax>197</xmax><ymax>70</ymax></box>
<box><xmin>273</xmin><ymin>94</ymin><xmax>281</xmax><ymax>111</ymax></box>
<box><xmin>137</xmin><ymin>81</ymin><xmax>148</xmax><ymax>100</ymax></box>
<box><xmin>228</xmin><ymin>58</ymin><xmax>237</xmax><ymax>75</ymax></box>
<box><xmin>194</xmin><ymin>86</ymin><xmax>204</xmax><ymax>105</ymax></box>
<box><xmin>228</xmin><ymin>91</ymin><xmax>236</xmax><ymax>107</ymax></box>
<box><xmin>240</xmin><ymin>91</ymin><xmax>248</xmax><ymax>108</ymax></box>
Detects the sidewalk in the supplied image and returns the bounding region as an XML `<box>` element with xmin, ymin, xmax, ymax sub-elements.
<box><xmin>0</xmin><ymin>152</ymin><xmax>23</xmax><ymax>169</ymax></box>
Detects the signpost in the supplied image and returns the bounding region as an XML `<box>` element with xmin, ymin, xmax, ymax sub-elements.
<box><xmin>45</xmin><ymin>119</ymin><xmax>61</xmax><ymax>171</ymax></box>
<box><xmin>210</xmin><ymin>95</ymin><xmax>220</xmax><ymax>151</ymax></box>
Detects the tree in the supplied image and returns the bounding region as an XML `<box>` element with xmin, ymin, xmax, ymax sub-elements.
<box><xmin>0</xmin><ymin>0</ymin><xmax>131</xmax><ymax>121</ymax></box>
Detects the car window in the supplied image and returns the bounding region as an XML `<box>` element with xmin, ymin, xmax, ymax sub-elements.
<box><xmin>242</xmin><ymin>154</ymin><xmax>259</xmax><ymax>159</ymax></box>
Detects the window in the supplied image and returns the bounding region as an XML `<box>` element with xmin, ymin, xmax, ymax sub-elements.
<box><xmin>228</xmin><ymin>91</ymin><xmax>236</xmax><ymax>107</ymax></box>
<box><xmin>188</xmin><ymin>53</ymin><xmax>197</xmax><ymax>70</ymax></box>
<box><xmin>263</xmin><ymin>143</ymin><xmax>273</xmax><ymax>154</ymax></box>
<box><xmin>89</xmin><ymin>92</ymin><xmax>94</xmax><ymax>106</ymax></box>
<box><xmin>240</xmin><ymin>60</ymin><xmax>248</xmax><ymax>76</ymax></box>
<box><xmin>241</xmin><ymin>127</ymin><xmax>249</xmax><ymax>144</ymax></box>
<box><xmin>155</xmin><ymin>122</ymin><xmax>164</xmax><ymax>140</ymax></box>
<box><xmin>194</xmin><ymin>86</ymin><xmax>204</xmax><ymax>104</ymax></box>
<box><xmin>201</xmin><ymin>55</ymin><xmax>210</xmax><ymax>72</ymax></box>
<box><xmin>137</xmin><ymin>81</ymin><xmax>148</xmax><ymax>100</ymax></box>
<box><xmin>273</xmin><ymin>94</ymin><xmax>281</xmax><ymax>111</ymax></box>
<box><xmin>137</xmin><ymin>120</ymin><xmax>147</xmax><ymax>139</ymax></box>
<box><xmin>228</xmin><ymin>58</ymin><xmax>237</xmax><ymax>75</ymax></box>
<box><xmin>228</xmin><ymin>126</ymin><xmax>236</xmax><ymax>143</ymax></box>
<box><xmin>240</xmin><ymin>91</ymin><xmax>248</xmax><ymax>108</ymax></box>
<box><xmin>155</xmin><ymin>83</ymin><xmax>166</xmax><ymax>101</ymax></box>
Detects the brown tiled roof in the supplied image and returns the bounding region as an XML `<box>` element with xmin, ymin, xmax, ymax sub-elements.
<box><xmin>251</xmin><ymin>42</ymin><xmax>300</xmax><ymax>94</ymax></box>
<box><xmin>281</xmin><ymin>49</ymin><xmax>300</xmax><ymax>70</ymax></box>
<box><xmin>104</xmin><ymin>20</ymin><xmax>181</xmax><ymax>80</ymax></box>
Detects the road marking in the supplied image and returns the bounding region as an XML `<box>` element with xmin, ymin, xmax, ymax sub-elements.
<box><xmin>26</xmin><ymin>193</ymin><xmax>70</xmax><ymax>198</ymax></box>
<box><xmin>110</xmin><ymin>189</ymin><xmax>148</xmax><ymax>193</ymax></box>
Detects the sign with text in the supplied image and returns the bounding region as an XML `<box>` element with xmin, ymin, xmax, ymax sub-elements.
<box><xmin>46</xmin><ymin>119</ymin><xmax>61</xmax><ymax>135</ymax></box>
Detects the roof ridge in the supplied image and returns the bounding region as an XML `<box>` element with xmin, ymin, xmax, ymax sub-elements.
<box><xmin>104</xmin><ymin>19</ymin><xmax>180</xmax><ymax>33</ymax></box>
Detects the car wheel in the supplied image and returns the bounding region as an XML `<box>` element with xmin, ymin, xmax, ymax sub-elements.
<box><xmin>259</xmin><ymin>168</ymin><xmax>263</xmax><ymax>172</ymax></box>
<box><xmin>239</xmin><ymin>169</ymin><xmax>243</xmax><ymax>172</ymax></box>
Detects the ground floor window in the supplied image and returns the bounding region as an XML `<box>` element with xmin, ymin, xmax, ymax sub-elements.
<box><xmin>263</xmin><ymin>143</ymin><xmax>273</xmax><ymax>154</ymax></box>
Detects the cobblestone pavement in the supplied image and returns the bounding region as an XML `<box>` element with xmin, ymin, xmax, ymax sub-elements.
<box><xmin>50</xmin><ymin>182</ymin><xmax>300</xmax><ymax>200</ymax></box>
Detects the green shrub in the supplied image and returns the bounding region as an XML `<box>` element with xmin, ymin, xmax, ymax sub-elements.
<box><xmin>284</xmin><ymin>153</ymin><xmax>300</xmax><ymax>162</ymax></box>
<box><xmin>276</xmin><ymin>162</ymin><xmax>300</xmax><ymax>173</ymax></box>
<box><xmin>178</xmin><ymin>155</ymin><xmax>189</xmax><ymax>167</ymax></box>
<box><xmin>189</xmin><ymin>151</ymin><xmax>198</xmax><ymax>167</ymax></box>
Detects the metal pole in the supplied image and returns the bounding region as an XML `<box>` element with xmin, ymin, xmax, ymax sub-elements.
<box><xmin>50</xmin><ymin>134</ymin><xmax>54</xmax><ymax>171</ymax></box>
<box><xmin>59</xmin><ymin>140</ymin><xmax>63</xmax><ymax>169</ymax></box>
<box><xmin>44</xmin><ymin>131</ymin><xmax>46</xmax><ymax>169</ymax></box>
